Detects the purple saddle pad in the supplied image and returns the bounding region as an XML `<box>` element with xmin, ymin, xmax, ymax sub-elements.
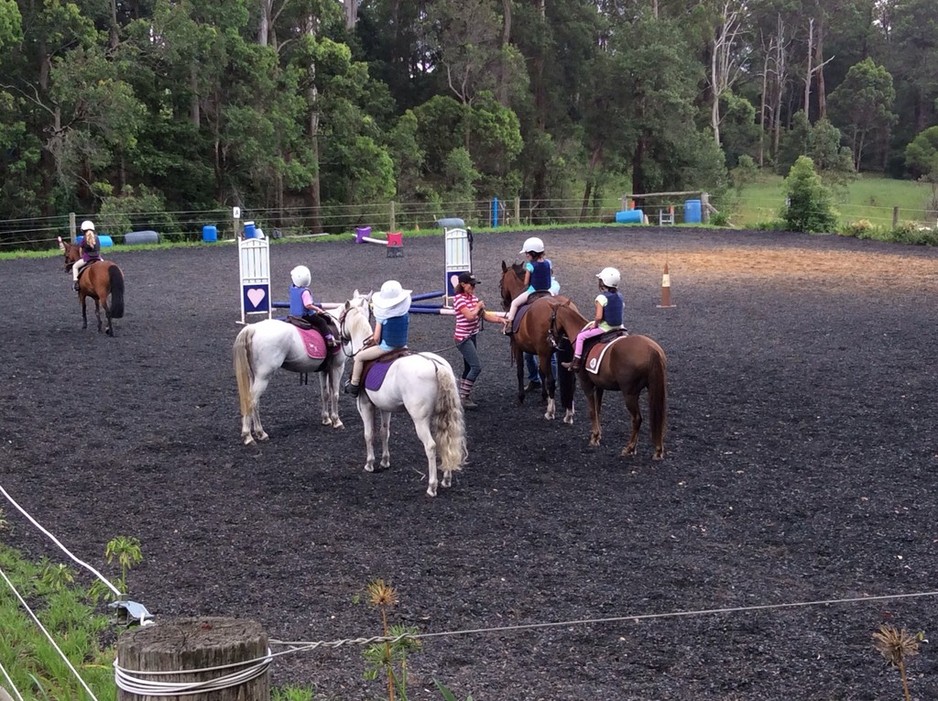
<box><xmin>364</xmin><ymin>361</ymin><xmax>395</xmax><ymax>391</ymax></box>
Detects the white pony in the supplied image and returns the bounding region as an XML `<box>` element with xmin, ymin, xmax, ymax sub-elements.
<box><xmin>233</xmin><ymin>302</ymin><xmax>355</xmax><ymax>445</ymax></box>
<box><xmin>339</xmin><ymin>292</ymin><xmax>467</xmax><ymax>497</ymax></box>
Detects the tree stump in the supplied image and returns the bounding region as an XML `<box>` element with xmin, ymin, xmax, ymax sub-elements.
<box><xmin>116</xmin><ymin>617</ymin><xmax>270</xmax><ymax>701</ymax></box>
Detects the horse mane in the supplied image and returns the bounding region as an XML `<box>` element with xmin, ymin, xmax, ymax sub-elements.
<box><xmin>551</xmin><ymin>300</ymin><xmax>589</xmax><ymax>340</ymax></box>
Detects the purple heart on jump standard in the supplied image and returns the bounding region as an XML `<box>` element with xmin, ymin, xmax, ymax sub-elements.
<box><xmin>247</xmin><ymin>288</ymin><xmax>266</xmax><ymax>308</ymax></box>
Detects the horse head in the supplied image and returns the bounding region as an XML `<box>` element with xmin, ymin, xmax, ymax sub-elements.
<box><xmin>499</xmin><ymin>260</ymin><xmax>526</xmax><ymax>310</ymax></box>
<box><xmin>57</xmin><ymin>237</ymin><xmax>79</xmax><ymax>270</ymax></box>
<box><xmin>339</xmin><ymin>292</ymin><xmax>374</xmax><ymax>351</ymax></box>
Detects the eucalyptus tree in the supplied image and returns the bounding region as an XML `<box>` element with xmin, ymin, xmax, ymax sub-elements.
<box><xmin>515</xmin><ymin>0</ymin><xmax>605</xmax><ymax>204</ymax></box>
<box><xmin>1</xmin><ymin>1</ymin><xmax>145</xmax><ymax>213</ymax></box>
<box><xmin>590</xmin><ymin>10</ymin><xmax>722</xmax><ymax>195</ymax></box>
<box><xmin>880</xmin><ymin>0</ymin><xmax>938</xmax><ymax>139</ymax></box>
<box><xmin>827</xmin><ymin>57</ymin><xmax>896</xmax><ymax>170</ymax></box>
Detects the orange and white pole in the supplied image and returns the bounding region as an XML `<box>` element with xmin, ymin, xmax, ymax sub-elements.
<box><xmin>656</xmin><ymin>262</ymin><xmax>676</xmax><ymax>309</ymax></box>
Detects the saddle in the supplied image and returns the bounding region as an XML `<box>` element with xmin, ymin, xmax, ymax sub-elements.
<box><xmin>510</xmin><ymin>291</ymin><xmax>552</xmax><ymax>333</ymax></box>
<box><xmin>362</xmin><ymin>348</ymin><xmax>411</xmax><ymax>391</ymax></box>
<box><xmin>582</xmin><ymin>329</ymin><xmax>629</xmax><ymax>375</ymax></box>
<box><xmin>76</xmin><ymin>258</ymin><xmax>102</xmax><ymax>279</ymax></box>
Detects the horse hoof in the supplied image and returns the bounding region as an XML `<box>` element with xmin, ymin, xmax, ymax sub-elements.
<box><xmin>426</xmin><ymin>486</ymin><xmax>438</xmax><ymax>497</ymax></box>
<box><xmin>332</xmin><ymin>421</ymin><xmax>345</xmax><ymax>430</ymax></box>
<box><xmin>242</xmin><ymin>436</ymin><xmax>255</xmax><ymax>446</ymax></box>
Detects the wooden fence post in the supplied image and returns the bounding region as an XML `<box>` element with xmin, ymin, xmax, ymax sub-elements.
<box><xmin>701</xmin><ymin>192</ymin><xmax>710</xmax><ymax>223</ymax></box>
<box><xmin>514</xmin><ymin>196</ymin><xmax>520</xmax><ymax>226</ymax></box>
<box><xmin>892</xmin><ymin>206</ymin><xmax>899</xmax><ymax>229</ymax></box>
<box><xmin>116</xmin><ymin>617</ymin><xmax>270</xmax><ymax>701</ymax></box>
<box><xmin>389</xmin><ymin>200</ymin><xmax>396</xmax><ymax>232</ymax></box>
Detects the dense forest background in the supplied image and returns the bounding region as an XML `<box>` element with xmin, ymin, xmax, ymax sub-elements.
<box><xmin>0</xmin><ymin>0</ymin><xmax>936</xmax><ymax>235</ymax></box>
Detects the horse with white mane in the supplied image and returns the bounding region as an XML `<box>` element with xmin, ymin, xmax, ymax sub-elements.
<box><xmin>339</xmin><ymin>291</ymin><xmax>467</xmax><ymax>497</ymax></box>
<box><xmin>233</xmin><ymin>297</ymin><xmax>367</xmax><ymax>444</ymax></box>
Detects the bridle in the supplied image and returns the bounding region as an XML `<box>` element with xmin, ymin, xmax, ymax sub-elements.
<box><xmin>338</xmin><ymin>303</ymin><xmax>370</xmax><ymax>359</ymax></box>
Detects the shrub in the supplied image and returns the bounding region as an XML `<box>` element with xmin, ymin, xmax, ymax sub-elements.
<box><xmin>781</xmin><ymin>156</ymin><xmax>838</xmax><ymax>233</ymax></box>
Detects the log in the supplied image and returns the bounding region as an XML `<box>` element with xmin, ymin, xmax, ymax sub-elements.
<box><xmin>116</xmin><ymin>617</ymin><xmax>270</xmax><ymax>701</ymax></box>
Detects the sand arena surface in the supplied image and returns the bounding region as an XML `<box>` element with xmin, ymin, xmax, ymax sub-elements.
<box><xmin>1</xmin><ymin>227</ymin><xmax>937</xmax><ymax>700</ymax></box>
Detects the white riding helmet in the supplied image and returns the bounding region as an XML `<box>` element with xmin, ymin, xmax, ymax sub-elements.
<box><xmin>291</xmin><ymin>265</ymin><xmax>311</xmax><ymax>288</ymax></box>
<box><xmin>519</xmin><ymin>236</ymin><xmax>545</xmax><ymax>254</ymax></box>
<box><xmin>80</xmin><ymin>220</ymin><xmax>95</xmax><ymax>232</ymax></box>
<box><xmin>596</xmin><ymin>267</ymin><xmax>621</xmax><ymax>288</ymax></box>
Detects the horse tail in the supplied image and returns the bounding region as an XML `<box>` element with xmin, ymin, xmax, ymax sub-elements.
<box><xmin>234</xmin><ymin>326</ymin><xmax>256</xmax><ymax>419</ymax></box>
<box><xmin>647</xmin><ymin>342</ymin><xmax>668</xmax><ymax>456</ymax></box>
<box><xmin>109</xmin><ymin>266</ymin><xmax>125</xmax><ymax>318</ymax></box>
<box><xmin>432</xmin><ymin>363</ymin><xmax>467</xmax><ymax>473</ymax></box>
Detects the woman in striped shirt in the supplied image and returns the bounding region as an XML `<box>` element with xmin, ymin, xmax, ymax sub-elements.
<box><xmin>453</xmin><ymin>272</ymin><xmax>504</xmax><ymax>409</ymax></box>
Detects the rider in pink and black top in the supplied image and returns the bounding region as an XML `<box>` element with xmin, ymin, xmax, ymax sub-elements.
<box><xmin>453</xmin><ymin>272</ymin><xmax>503</xmax><ymax>409</ymax></box>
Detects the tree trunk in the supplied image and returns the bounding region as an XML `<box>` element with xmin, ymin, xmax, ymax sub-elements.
<box><xmin>190</xmin><ymin>62</ymin><xmax>200</xmax><ymax>128</ymax></box>
<box><xmin>632</xmin><ymin>137</ymin><xmax>647</xmax><ymax>196</ymax></box>
<box><xmin>759</xmin><ymin>50</ymin><xmax>769</xmax><ymax>167</ymax></box>
<box><xmin>498</xmin><ymin>0</ymin><xmax>511</xmax><ymax>105</ymax></box>
<box><xmin>815</xmin><ymin>16</ymin><xmax>827</xmax><ymax>119</ymax></box>
<box><xmin>804</xmin><ymin>17</ymin><xmax>813</xmax><ymax>118</ymax></box>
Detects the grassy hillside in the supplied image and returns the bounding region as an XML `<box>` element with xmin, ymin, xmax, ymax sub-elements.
<box><xmin>728</xmin><ymin>174</ymin><xmax>936</xmax><ymax>229</ymax></box>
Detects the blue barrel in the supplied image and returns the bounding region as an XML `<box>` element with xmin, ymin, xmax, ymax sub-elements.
<box><xmin>79</xmin><ymin>234</ymin><xmax>114</xmax><ymax>247</ymax></box>
<box><xmin>615</xmin><ymin>209</ymin><xmax>644</xmax><ymax>224</ymax></box>
<box><xmin>243</xmin><ymin>221</ymin><xmax>256</xmax><ymax>238</ymax></box>
<box><xmin>684</xmin><ymin>199</ymin><xmax>702</xmax><ymax>224</ymax></box>
<box><xmin>202</xmin><ymin>225</ymin><xmax>218</xmax><ymax>242</ymax></box>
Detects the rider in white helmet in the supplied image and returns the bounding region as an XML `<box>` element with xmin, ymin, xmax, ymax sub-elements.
<box><xmin>345</xmin><ymin>279</ymin><xmax>412</xmax><ymax>397</ymax></box>
<box><xmin>503</xmin><ymin>236</ymin><xmax>553</xmax><ymax>332</ymax></box>
<box><xmin>563</xmin><ymin>267</ymin><xmax>626</xmax><ymax>371</ymax></box>
<box><xmin>289</xmin><ymin>264</ymin><xmax>338</xmax><ymax>348</ymax></box>
<box><xmin>72</xmin><ymin>220</ymin><xmax>102</xmax><ymax>290</ymax></box>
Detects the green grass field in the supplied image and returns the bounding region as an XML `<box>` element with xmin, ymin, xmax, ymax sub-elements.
<box><xmin>729</xmin><ymin>173</ymin><xmax>937</xmax><ymax>228</ymax></box>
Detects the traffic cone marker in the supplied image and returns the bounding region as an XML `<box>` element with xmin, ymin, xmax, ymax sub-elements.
<box><xmin>656</xmin><ymin>262</ymin><xmax>676</xmax><ymax>309</ymax></box>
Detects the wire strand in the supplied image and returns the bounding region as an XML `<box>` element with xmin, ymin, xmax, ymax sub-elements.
<box><xmin>0</xmin><ymin>485</ymin><xmax>121</xmax><ymax>597</ymax></box>
<box><xmin>0</xmin><ymin>566</ymin><xmax>100</xmax><ymax>701</ymax></box>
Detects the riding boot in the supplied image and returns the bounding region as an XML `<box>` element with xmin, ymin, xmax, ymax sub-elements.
<box><xmin>73</xmin><ymin>280</ymin><xmax>80</xmax><ymax>291</ymax></box>
<box><xmin>459</xmin><ymin>379</ymin><xmax>477</xmax><ymax>409</ymax></box>
<box><xmin>344</xmin><ymin>381</ymin><xmax>360</xmax><ymax>397</ymax></box>
<box><xmin>562</xmin><ymin>356</ymin><xmax>581</xmax><ymax>371</ymax></box>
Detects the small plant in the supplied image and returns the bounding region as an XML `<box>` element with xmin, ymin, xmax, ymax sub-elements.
<box><xmin>105</xmin><ymin>535</ymin><xmax>143</xmax><ymax>594</ymax></box>
<box><xmin>272</xmin><ymin>685</ymin><xmax>317</xmax><ymax>701</ymax></box>
<box><xmin>40</xmin><ymin>562</ymin><xmax>75</xmax><ymax>591</ymax></box>
<box><xmin>90</xmin><ymin>535</ymin><xmax>143</xmax><ymax>602</ymax></box>
<box><xmin>362</xmin><ymin>579</ymin><xmax>421</xmax><ymax>701</ymax></box>
<box><xmin>434</xmin><ymin>679</ymin><xmax>474</xmax><ymax>701</ymax></box>
<box><xmin>709</xmin><ymin>210</ymin><xmax>731</xmax><ymax>227</ymax></box>
<box><xmin>872</xmin><ymin>623</ymin><xmax>925</xmax><ymax>701</ymax></box>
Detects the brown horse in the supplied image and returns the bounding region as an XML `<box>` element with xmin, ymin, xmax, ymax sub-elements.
<box><xmin>499</xmin><ymin>261</ymin><xmax>578</xmax><ymax>422</ymax></box>
<box><xmin>58</xmin><ymin>236</ymin><xmax>125</xmax><ymax>336</ymax></box>
<box><xmin>550</xmin><ymin>301</ymin><xmax>667</xmax><ymax>459</ymax></box>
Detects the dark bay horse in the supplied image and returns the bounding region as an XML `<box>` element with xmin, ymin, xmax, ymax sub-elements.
<box><xmin>58</xmin><ymin>237</ymin><xmax>125</xmax><ymax>336</ymax></box>
<box><xmin>550</xmin><ymin>302</ymin><xmax>667</xmax><ymax>459</ymax></box>
<box><xmin>499</xmin><ymin>261</ymin><xmax>577</xmax><ymax>422</ymax></box>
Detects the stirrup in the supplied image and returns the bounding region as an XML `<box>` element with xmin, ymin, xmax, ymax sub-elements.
<box><xmin>73</xmin><ymin>281</ymin><xmax>80</xmax><ymax>291</ymax></box>
<box><xmin>344</xmin><ymin>382</ymin><xmax>360</xmax><ymax>397</ymax></box>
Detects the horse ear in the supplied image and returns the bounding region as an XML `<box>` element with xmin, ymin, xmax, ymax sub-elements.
<box><xmin>57</xmin><ymin>236</ymin><xmax>65</xmax><ymax>251</ymax></box>
<box><xmin>501</xmin><ymin>261</ymin><xmax>508</xmax><ymax>272</ymax></box>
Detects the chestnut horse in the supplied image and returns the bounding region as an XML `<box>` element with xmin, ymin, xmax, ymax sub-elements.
<box><xmin>58</xmin><ymin>236</ymin><xmax>125</xmax><ymax>336</ymax></box>
<box><xmin>499</xmin><ymin>261</ymin><xmax>577</xmax><ymax>423</ymax></box>
<box><xmin>550</xmin><ymin>301</ymin><xmax>667</xmax><ymax>459</ymax></box>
